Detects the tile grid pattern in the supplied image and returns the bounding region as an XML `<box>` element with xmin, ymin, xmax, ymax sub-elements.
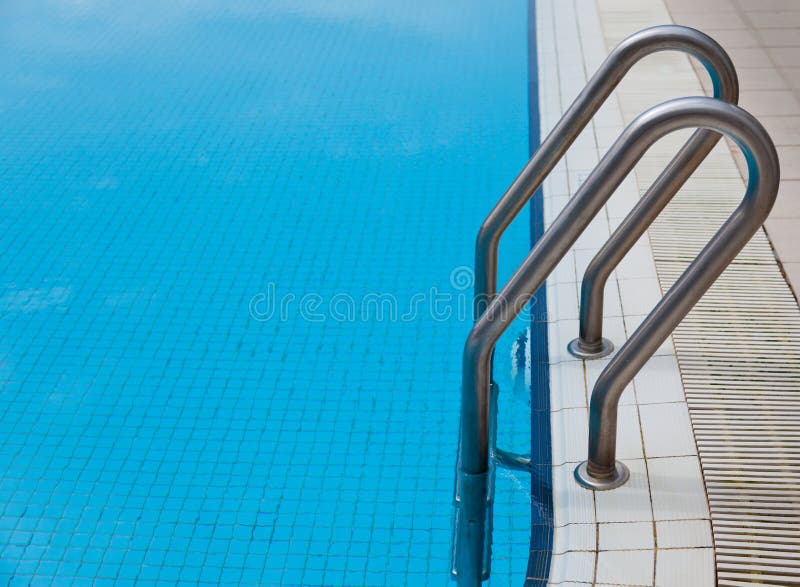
<box><xmin>535</xmin><ymin>1</ymin><xmax>714</xmax><ymax>585</ymax></box>
<box><xmin>0</xmin><ymin>3</ymin><xmax>535</xmax><ymax>584</ymax></box>
<box><xmin>597</xmin><ymin>0</ymin><xmax>800</xmax><ymax>585</ymax></box>
<box><xmin>661</xmin><ymin>0</ymin><xmax>800</xmax><ymax>299</ymax></box>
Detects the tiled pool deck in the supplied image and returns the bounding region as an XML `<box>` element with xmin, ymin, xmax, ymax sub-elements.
<box><xmin>663</xmin><ymin>0</ymin><xmax>800</xmax><ymax>299</ymax></box>
<box><xmin>535</xmin><ymin>1</ymin><xmax>713</xmax><ymax>583</ymax></box>
<box><xmin>539</xmin><ymin>0</ymin><xmax>800</xmax><ymax>585</ymax></box>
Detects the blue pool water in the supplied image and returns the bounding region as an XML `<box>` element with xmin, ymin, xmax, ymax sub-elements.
<box><xmin>0</xmin><ymin>1</ymin><xmax>538</xmax><ymax>584</ymax></box>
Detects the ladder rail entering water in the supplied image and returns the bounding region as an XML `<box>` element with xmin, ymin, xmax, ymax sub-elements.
<box><xmin>453</xmin><ymin>95</ymin><xmax>779</xmax><ymax>586</ymax></box>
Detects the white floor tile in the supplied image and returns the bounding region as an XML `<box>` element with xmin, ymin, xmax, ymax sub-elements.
<box><xmin>574</xmin><ymin>214</ymin><xmax>612</xmax><ymax>252</ymax></box>
<box><xmin>616</xmin><ymin>238</ymin><xmax>658</xmax><ymax>280</ymax></box>
<box><xmin>551</xmin><ymin>253</ymin><xmax>578</xmax><ymax>285</ymax></box>
<box><xmin>655</xmin><ymin>548</ymin><xmax>715</xmax><ymax>587</ymax></box>
<box><xmin>552</xmin><ymin>407</ymin><xmax>589</xmax><ymax>465</ymax></box>
<box><xmin>550</xmin><ymin>361</ymin><xmax>587</xmax><ymax>411</ymax></box>
<box><xmin>584</xmin><ymin>356</ymin><xmax>636</xmax><ymax>406</ymax></box>
<box><xmin>648</xmin><ymin>456</ymin><xmax>709</xmax><ymax>521</ymax></box>
<box><xmin>549</xmin><ymin>281</ymin><xmax>580</xmax><ymax>321</ymax></box>
<box><xmin>656</xmin><ymin>520</ymin><xmax>712</xmax><ymax>549</ymax></box>
<box><xmin>596</xmin><ymin>549</ymin><xmax>654</xmax><ymax>586</ymax></box>
<box><xmin>552</xmin><ymin>522</ymin><xmax>596</xmax><ymax>555</ymax></box>
<box><xmin>566</xmin><ymin>146</ymin><xmax>601</xmax><ymax>174</ymax></box>
<box><xmin>618</xmin><ymin>276</ymin><xmax>663</xmax><ymax>316</ymax></box>
<box><xmin>599</xmin><ymin>521</ymin><xmax>655</xmax><ymax>551</ymax></box>
<box><xmin>601</xmin><ymin>280</ymin><xmax>624</xmax><ymax>318</ymax></box>
<box><xmin>639</xmin><ymin>402</ymin><xmax>697</xmax><ymax>458</ymax></box>
<box><xmin>605</xmin><ymin>176</ymin><xmax>642</xmax><ymax>220</ymax></box>
<box><xmin>553</xmin><ymin>462</ymin><xmax>596</xmax><ymax>527</ymax></box>
<box><xmin>547</xmin><ymin>551</ymin><xmax>596</xmax><ymax>584</ymax></box>
<box><xmin>633</xmin><ymin>355</ymin><xmax>685</xmax><ymax>404</ymax></box>
<box><xmin>617</xmin><ymin>404</ymin><xmax>645</xmax><ymax>461</ymax></box>
<box><xmin>549</xmin><ymin>319</ymin><xmax>583</xmax><ymax>364</ymax></box>
<box><xmin>595</xmin><ymin>459</ymin><xmax>653</xmax><ymax>523</ymax></box>
<box><xmin>545</xmin><ymin>196</ymin><xmax>571</xmax><ymax>226</ymax></box>
<box><xmin>622</xmin><ymin>314</ymin><xmax>676</xmax><ymax>356</ymax></box>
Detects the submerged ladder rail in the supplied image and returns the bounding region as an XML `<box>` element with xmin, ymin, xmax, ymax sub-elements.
<box><xmin>453</xmin><ymin>97</ymin><xmax>779</xmax><ymax>585</ymax></box>
<box><xmin>453</xmin><ymin>24</ymin><xmax>738</xmax><ymax>586</ymax></box>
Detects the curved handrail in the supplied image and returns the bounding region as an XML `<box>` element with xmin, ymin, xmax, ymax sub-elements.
<box><xmin>570</xmin><ymin>121</ymin><xmax>733</xmax><ymax>358</ymax></box>
<box><xmin>570</xmin><ymin>110</ymin><xmax>730</xmax><ymax>358</ymax></box>
<box><xmin>473</xmin><ymin>25</ymin><xmax>738</xmax><ymax>320</ymax></box>
<box><xmin>575</xmin><ymin>100</ymin><xmax>779</xmax><ymax>489</ymax></box>
<box><xmin>454</xmin><ymin>97</ymin><xmax>779</xmax><ymax>584</ymax></box>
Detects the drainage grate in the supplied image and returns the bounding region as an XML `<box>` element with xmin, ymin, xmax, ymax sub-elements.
<box><xmin>648</xmin><ymin>178</ymin><xmax>800</xmax><ymax>586</ymax></box>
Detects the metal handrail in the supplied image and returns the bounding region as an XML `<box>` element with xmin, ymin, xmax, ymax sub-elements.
<box><xmin>574</xmin><ymin>98</ymin><xmax>778</xmax><ymax>489</ymax></box>
<box><xmin>453</xmin><ymin>24</ymin><xmax>738</xmax><ymax>587</ymax></box>
<box><xmin>453</xmin><ymin>97</ymin><xmax>779</xmax><ymax>585</ymax></box>
<box><xmin>472</xmin><ymin>25</ymin><xmax>737</xmax><ymax>321</ymax></box>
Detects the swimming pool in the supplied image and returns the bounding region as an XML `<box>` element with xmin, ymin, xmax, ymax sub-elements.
<box><xmin>0</xmin><ymin>1</ymin><xmax>540</xmax><ymax>584</ymax></box>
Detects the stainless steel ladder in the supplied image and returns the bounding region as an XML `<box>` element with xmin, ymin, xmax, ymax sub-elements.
<box><xmin>452</xmin><ymin>25</ymin><xmax>780</xmax><ymax>586</ymax></box>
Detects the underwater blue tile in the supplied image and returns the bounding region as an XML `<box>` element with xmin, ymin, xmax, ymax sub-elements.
<box><xmin>219</xmin><ymin>566</ymin><xmax>244</xmax><ymax>584</ymax></box>
<box><xmin>136</xmin><ymin>565</ymin><xmax>161</xmax><ymax>582</ymax></box>
<box><xmin>0</xmin><ymin>0</ymin><xmax>533</xmax><ymax>584</ymax></box>
<box><xmin>323</xmin><ymin>569</ymin><xmax>346</xmax><ymax>585</ymax></box>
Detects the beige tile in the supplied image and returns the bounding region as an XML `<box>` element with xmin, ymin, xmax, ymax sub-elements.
<box><xmin>769</xmin><ymin>181</ymin><xmax>800</xmax><ymax>218</ymax></box>
<box><xmin>758</xmin><ymin>116</ymin><xmax>800</xmax><ymax>146</ymax></box>
<box><xmin>747</xmin><ymin>11</ymin><xmax>800</xmax><ymax>28</ymax></box>
<box><xmin>782</xmin><ymin>262</ymin><xmax>800</xmax><ymax>296</ymax></box>
<box><xmin>755</xmin><ymin>27</ymin><xmax>800</xmax><ymax>48</ymax></box>
<box><xmin>736</xmin><ymin>0</ymin><xmax>800</xmax><ymax>13</ymax></box>
<box><xmin>739</xmin><ymin>90</ymin><xmax>800</xmax><ymax>116</ymax></box>
<box><xmin>778</xmin><ymin>145</ymin><xmax>800</xmax><ymax>179</ymax></box>
<box><xmin>768</xmin><ymin>46</ymin><xmax>800</xmax><ymax>67</ymax></box>
<box><xmin>668</xmin><ymin>11</ymin><xmax>747</xmax><ymax>30</ymax></box>
<box><xmin>736</xmin><ymin>67</ymin><xmax>790</xmax><ymax>91</ymax></box>
<box><xmin>724</xmin><ymin>46</ymin><xmax>775</xmax><ymax>68</ymax></box>
<box><xmin>766</xmin><ymin>218</ymin><xmax>800</xmax><ymax>262</ymax></box>
<box><xmin>696</xmin><ymin>27</ymin><xmax>759</xmax><ymax>48</ymax></box>
<box><xmin>667</xmin><ymin>0</ymin><xmax>735</xmax><ymax>11</ymax></box>
<box><xmin>783</xmin><ymin>68</ymin><xmax>800</xmax><ymax>91</ymax></box>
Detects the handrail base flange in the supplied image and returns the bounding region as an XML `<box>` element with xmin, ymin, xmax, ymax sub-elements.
<box><xmin>567</xmin><ymin>337</ymin><xmax>615</xmax><ymax>359</ymax></box>
<box><xmin>574</xmin><ymin>460</ymin><xmax>630</xmax><ymax>491</ymax></box>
